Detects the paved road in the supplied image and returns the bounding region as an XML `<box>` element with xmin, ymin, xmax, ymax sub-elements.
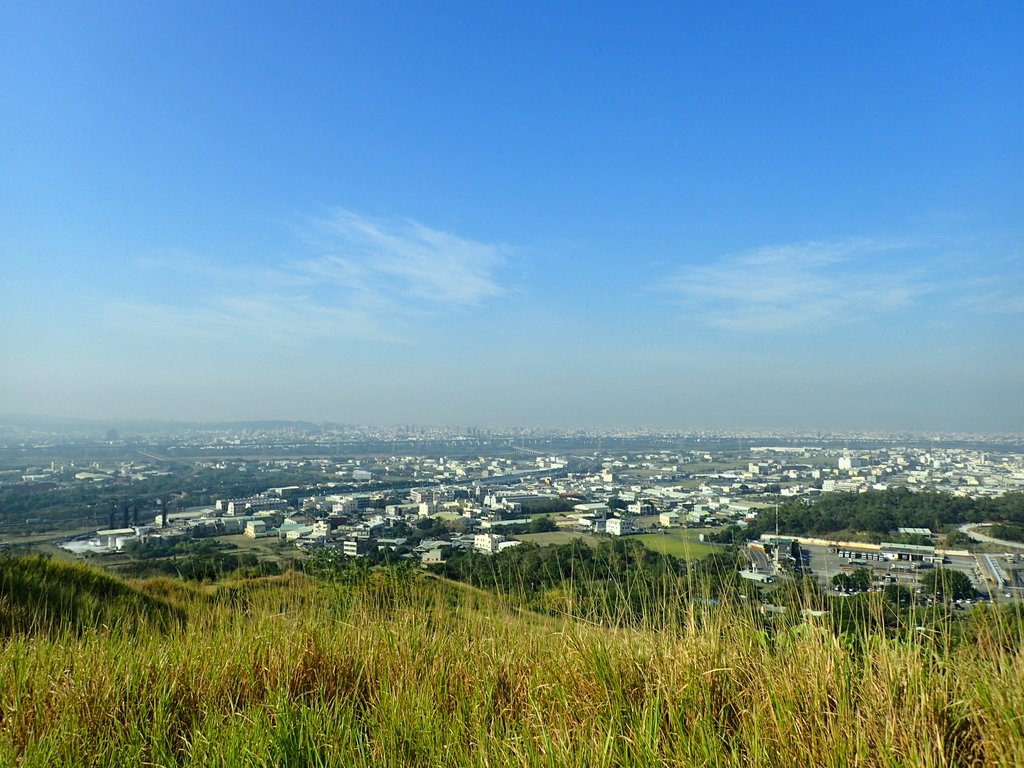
<box><xmin>746</xmin><ymin>545</ymin><xmax>772</xmax><ymax>572</ymax></box>
<box><xmin>958</xmin><ymin>524</ymin><xmax>1024</xmax><ymax>550</ymax></box>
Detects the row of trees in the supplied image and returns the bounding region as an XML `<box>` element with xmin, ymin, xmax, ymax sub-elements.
<box><xmin>832</xmin><ymin>566</ymin><xmax>977</xmax><ymax>601</ymax></box>
<box><xmin>295</xmin><ymin>538</ymin><xmax>1018</xmax><ymax>648</ymax></box>
<box><xmin>429</xmin><ymin>539</ymin><xmax>761</xmax><ymax>624</ymax></box>
<box><xmin>432</xmin><ymin>538</ymin><xmax>687</xmax><ymax>593</ymax></box>
<box><xmin>714</xmin><ymin>488</ymin><xmax>1024</xmax><ymax>541</ymax></box>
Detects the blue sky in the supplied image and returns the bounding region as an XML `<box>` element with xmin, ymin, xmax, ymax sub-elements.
<box><xmin>2</xmin><ymin>1</ymin><xmax>1022</xmax><ymax>431</ymax></box>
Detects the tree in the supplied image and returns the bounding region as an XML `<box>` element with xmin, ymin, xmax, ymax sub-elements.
<box><xmin>881</xmin><ymin>584</ymin><xmax>913</xmax><ymax>608</ymax></box>
<box><xmin>528</xmin><ymin>516</ymin><xmax>557</xmax><ymax>533</ymax></box>
<box><xmin>943</xmin><ymin>531</ymin><xmax>975</xmax><ymax>549</ymax></box>
<box><xmin>832</xmin><ymin>568</ymin><xmax>871</xmax><ymax>592</ymax></box>
<box><xmin>391</xmin><ymin>520</ymin><xmax>414</xmax><ymax>537</ymax></box>
<box><xmin>920</xmin><ymin>568</ymin><xmax>976</xmax><ymax>601</ymax></box>
<box><xmin>989</xmin><ymin>523</ymin><xmax>1024</xmax><ymax>543</ymax></box>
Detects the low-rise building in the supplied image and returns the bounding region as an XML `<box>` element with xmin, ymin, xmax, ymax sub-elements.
<box><xmin>474</xmin><ymin>533</ymin><xmax>505</xmax><ymax>554</ymax></box>
<box><xmin>660</xmin><ymin>511</ymin><xmax>680</xmax><ymax>527</ymax></box>
<box><xmin>343</xmin><ymin>539</ymin><xmax>371</xmax><ymax>557</ymax></box>
<box><xmin>606</xmin><ymin>516</ymin><xmax>634</xmax><ymax>536</ymax></box>
<box><xmin>573</xmin><ymin>502</ymin><xmax>610</xmax><ymax>519</ymax></box>
<box><xmin>245</xmin><ymin>520</ymin><xmax>269</xmax><ymax>538</ymax></box>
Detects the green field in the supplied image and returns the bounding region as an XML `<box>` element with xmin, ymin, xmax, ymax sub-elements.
<box><xmin>220</xmin><ymin>533</ymin><xmax>285</xmax><ymax>551</ymax></box>
<box><xmin>515</xmin><ymin>531</ymin><xmax>600</xmax><ymax>547</ymax></box>
<box><xmin>433</xmin><ymin>511</ymin><xmax>465</xmax><ymax>522</ymax></box>
<box><xmin>635</xmin><ymin>530</ymin><xmax>719</xmax><ymax>559</ymax></box>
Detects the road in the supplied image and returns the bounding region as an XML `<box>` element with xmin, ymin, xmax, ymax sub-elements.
<box><xmin>958</xmin><ymin>524</ymin><xmax>1024</xmax><ymax>550</ymax></box>
<box><xmin>747</xmin><ymin>545</ymin><xmax>772</xmax><ymax>573</ymax></box>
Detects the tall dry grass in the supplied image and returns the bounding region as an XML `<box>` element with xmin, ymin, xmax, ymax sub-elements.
<box><xmin>0</xmin><ymin>558</ymin><xmax>1021</xmax><ymax>766</ymax></box>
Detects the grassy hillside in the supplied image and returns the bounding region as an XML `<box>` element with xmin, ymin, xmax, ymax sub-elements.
<box><xmin>0</xmin><ymin>554</ymin><xmax>185</xmax><ymax>637</ymax></box>
<box><xmin>0</xmin><ymin>555</ymin><xmax>1022</xmax><ymax>766</ymax></box>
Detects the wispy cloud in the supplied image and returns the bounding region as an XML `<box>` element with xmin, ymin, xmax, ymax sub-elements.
<box><xmin>953</xmin><ymin>261</ymin><xmax>1024</xmax><ymax>315</ymax></box>
<box><xmin>954</xmin><ymin>289</ymin><xmax>1024</xmax><ymax>316</ymax></box>
<box><xmin>106</xmin><ymin>294</ymin><xmax>400</xmax><ymax>346</ymax></box>
<box><xmin>304</xmin><ymin>209</ymin><xmax>508</xmax><ymax>306</ymax></box>
<box><xmin>659</xmin><ymin>239</ymin><xmax>933</xmax><ymax>332</ymax></box>
<box><xmin>115</xmin><ymin>210</ymin><xmax>512</xmax><ymax>345</ymax></box>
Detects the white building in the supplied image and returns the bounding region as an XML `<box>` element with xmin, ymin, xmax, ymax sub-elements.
<box><xmin>223</xmin><ymin>497</ymin><xmax>288</xmax><ymax>516</ymax></box>
<box><xmin>95</xmin><ymin>527</ymin><xmax>137</xmax><ymax>550</ymax></box>
<box><xmin>606</xmin><ymin>516</ymin><xmax>634</xmax><ymax>536</ymax></box>
<box><xmin>839</xmin><ymin>457</ymin><xmax>862</xmax><ymax>471</ymax></box>
<box><xmin>245</xmin><ymin>520</ymin><xmax>268</xmax><ymax>538</ymax></box>
<box><xmin>473</xmin><ymin>533</ymin><xmax>505</xmax><ymax>554</ymax></box>
<box><xmin>573</xmin><ymin>502</ymin><xmax>610</xmax><ymax>519</ymax></box>
<box><xmin>343</xmin><ymin>539</ymin><xmax>371</xmax><ymax>557</ymax></box>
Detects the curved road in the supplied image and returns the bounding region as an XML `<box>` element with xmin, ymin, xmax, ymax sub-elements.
<box><xmin>958</xmin><ymin>523</ymin><xmax>1024</xmax><ymax>550</ymax></box>
<box><xmin>746</xmin><ymin>544</ymin><xmax>772</xmax><ymax>572</ymax></box>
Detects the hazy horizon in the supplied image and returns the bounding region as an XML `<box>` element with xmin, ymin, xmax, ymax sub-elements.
<box><xmin>3</xmin><ymin>412</ymin><xmax>1022</xmax><ymax>440</ymax></box>
<box><xmin>3</xmin><ymin>3</ymin><xmax>1022</xmax><ymax>433</ymax></box>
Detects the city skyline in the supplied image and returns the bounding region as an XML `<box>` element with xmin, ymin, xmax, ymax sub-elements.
<box><xmin>2</xmin><ymin>3</ymin><xmax>1022</xmax><ymax>432</ymax></box>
